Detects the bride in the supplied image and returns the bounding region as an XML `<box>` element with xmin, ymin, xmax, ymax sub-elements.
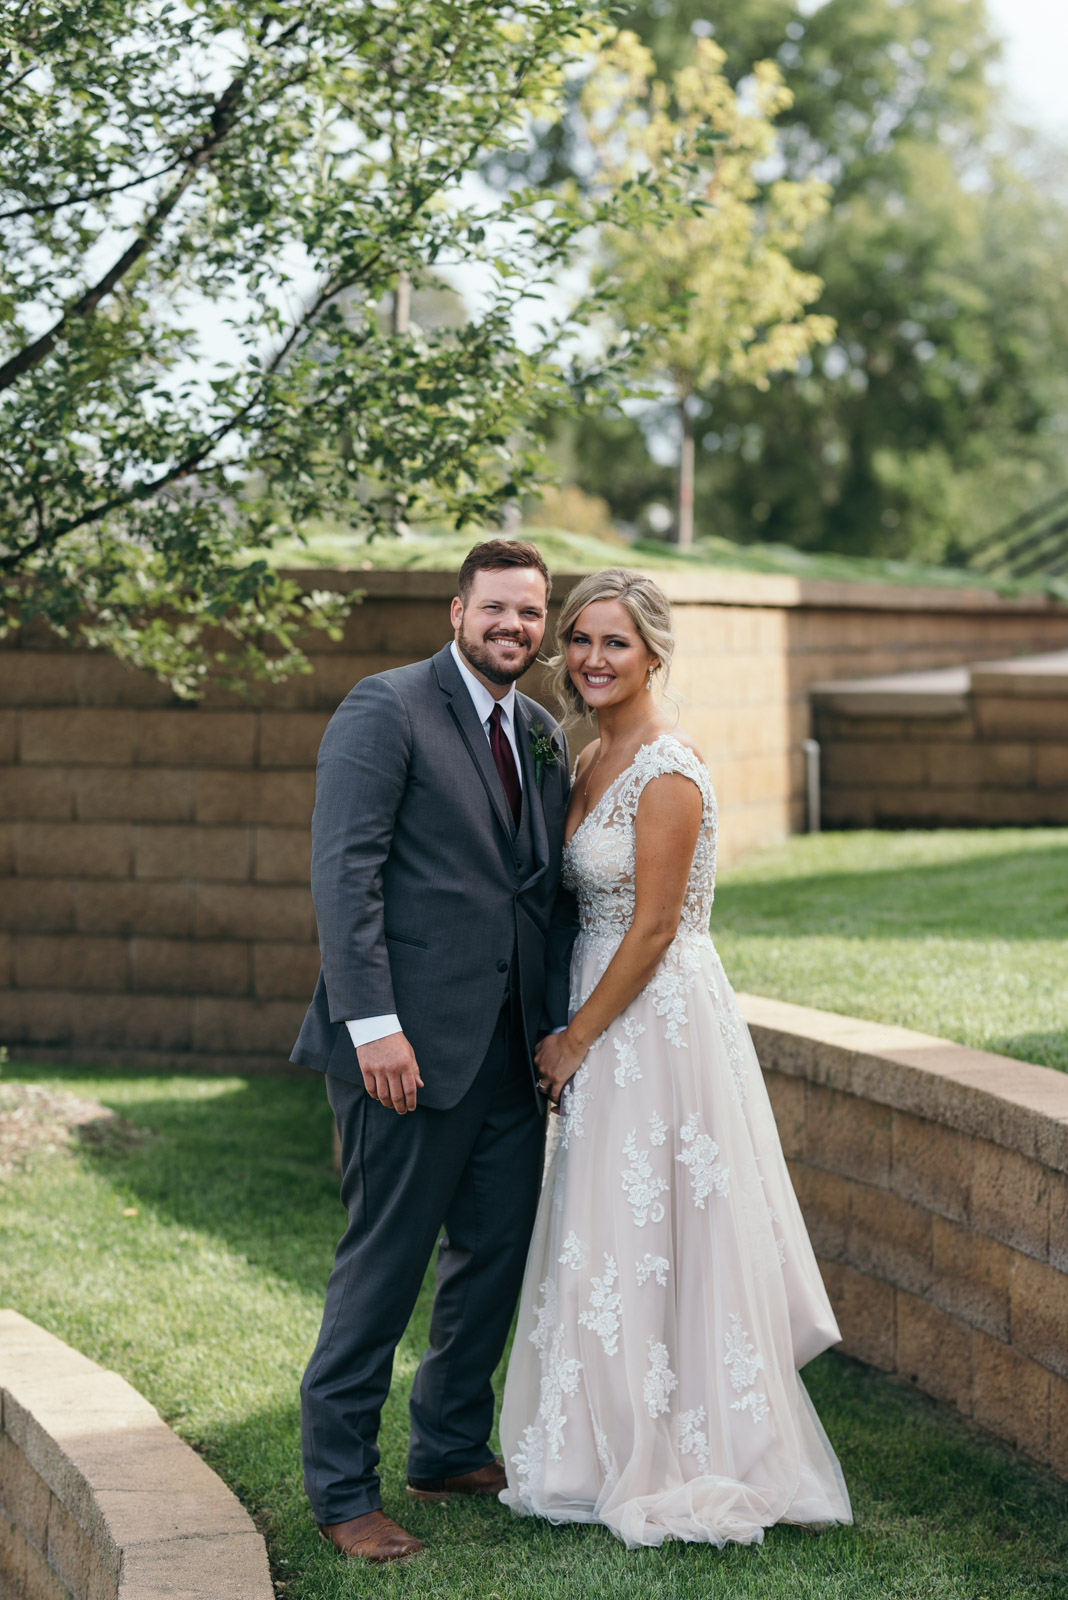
<box><xmin>499</xmin><ymin>569</ymin><xmax>852</xmax><ymax>1547</ymax></box>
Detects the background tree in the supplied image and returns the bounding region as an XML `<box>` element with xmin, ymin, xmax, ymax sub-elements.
<box><xmin>531</xmin><ymin>0</ymin><xmax>1068</xmax><ymax>563</ymax></box>
<box><xmin>584</xmin><ymin>33</ymin><xmax>833</xmax><ymax>545</ymax></box>
<box><xmin>0</xmin><ymin>0</ymin><xmax>700</xmax><ymax>694</ymax></box>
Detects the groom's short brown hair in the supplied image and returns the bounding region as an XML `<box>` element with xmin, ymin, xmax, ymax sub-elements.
<box><xmin>457</xmin><ymin>539</ymin><xmax>551</xmax><ymax>604</ymax></box>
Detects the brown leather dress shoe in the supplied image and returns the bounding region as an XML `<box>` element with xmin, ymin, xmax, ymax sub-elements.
<box><xmin>317</xmin><ymin>1510</ymin><xmax>424</xmax><ymax>1562</ymax></box>
<box><xmin>406</xmin><ymin>1457</ymin><xmax>508</xmax><ymax>1502</ymax></box>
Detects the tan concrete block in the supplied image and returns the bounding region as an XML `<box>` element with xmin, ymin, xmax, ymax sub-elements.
<box><xmin>849</xmin><ymin>1184</ymin><xmax>934</xmax><ymax>1296</ymax></box>
<box><xmin>1050</xmin><ymin>1171</ymin><xmax>1068</xmax><ymax>1274</ymax></box>
<box><xmin>195</xmin><ymin>883</ymin><xmax>316</xmax><ymax>941</ymax></box>
<box><xmin>192</xmin><ymin>996</ymin><xmax>307</xmax><ymax>1054</ymax></box>
<box><xmin>253</xmin><ymin>827</ymin><xmax>311</xmax><ymax>885</ymax></box>
<box><xmin>75</xmin><ymin>768</ymin><xmax>194</xmax><ymax>822</ymax></box>
<box><xmin>257</xmin><ymin>711</ymin><xmax>330</xmax><ymax>767</ymax></box>
<box><xmin>0</xmin><ymin>821</ymin><xmax>12</xmax><ymax>874</ymax></box>
<box><xmin>134</xmin><ymin>824</ymin><xmax>252</xmax><ymax>883</ymax></box>
<box><xmin>1010</xmin><ymin>1251</ymin><xmax>1068</xmax><ymax>1379</ymax></box>
<box><xmin>74</xmin><ymin>993</ymin><xmax>191</xmax><ymax>1051</ymax></box>
<box><xmin>0</xmin><ymin>989</ymin><xmax>73</xmax><ymax>1045</ymax></box>
<box><xmin>896</xmin><ymin>1290</ymin><xmax>973</xmax><ymax>1414</ymax></box>
<box><xmin>253</xmin><ymin>941</ymin><xmax>320</xmax><ymax>999</ymax></box>
<box><xmin>876</xmin><ymin>787</ymin><xmax>983</xmax><ymax>825</ymax></box>
<box><xmin>1035</xmin><ymin>744</ymin><xmax>1068</xmax><ymax>789</ymax></box>
<box><xmin>47</xmin><ymin>1492</ymin><xmax>95</xmax><ymax>1596</ymax></box>
<box><xmin>926</xmin><ymin>742</ymin><xmax>1034</xmax><ymax>790</ymax></box>
<box><xmin>130</xmin><ymin>938</ymin><xmax>250</xmax><ymax>997</ymax></box>
<box><xmin>975</xmin><ymin>695</ymin><xmax>1067</xmax><ymax>741</ymax></box>
<box><xmin>0</xmin><ymin>652</ymin><xmax>81</xmax><ymax>705</ymax></box>
<box><xmin>891</xmin><ymin>1111</ymin><xmax>972</xmax><ymax>1223</ymax></box>
<box><xmin>136</xmin><ymin>709</ymin><xmax>255</xmax><ymax>767</ymax></box>
<box><xmin>972</xmin><ymin>1329</ymin><xmax>1050</xmax><ymax>1464</ymax></box>
<box><xmin>0</xmin><ymin>708</ymin><xmax>14</xmax><ymax>762</ymax></box>
<box><xmin>817</xmin><ymin>1259</ymin><xmax>896</xmax><ymax>1371</ymax></box>
<box><xmin>15</xmin><ymin>934</ymin><xmax>128</xmax><ymax>992</ymax></box>
<box><xmin>0</xmin><ymin>878</ymin><xmax>76</xmax><ymax>933</ymax></box>
<box><xmin>764</xmin><ymin>1071</ymin><xmax>806</xmax><ymax>1160</ymax></box>
<box><xmin>931</xmin><ymin>1215</ymin><xmax>1012</xmax><ymax>1340</ymax></box>
<box><xmin>19</xmin><ymin>708</ymin><xmax>138</xmax><ymax>765</ymax></box>
<box><xmin>828</xmin><ymin>747</ymin><xmax>930</xmax><ymax>794</ymax></box>
<box><xmin>195</xmin><ymin>770</ymin><xmax>314</xmax><ymax>825</ymax></box>
<box><xmin>789</xmin><ymin>1163</ymin><xmax>853</xmax><ymax>1260</ymax></box>
<box><xmin>74</xmin><ymin>881</ymin><xmax>195</xmax><ymax>937</ymax></box>
<box><xmin>15</xmin><ymin>822</ymin><xmax>133</xmax><ymax>880</ymax></box>
<box><xmin>971</xmin><ymin>1138</ymin><xmax>1049</xmax><ymax>1259</ymax></box>
<box><xmin>0</xmin><ymin>1431</ymin><xmax>51</xmax><ymax>1550</ymax></box>
<box><xmin>1050</xmin><ymin>1372</ymin><xmax>1068</xmax><ymax>1478</ymax></box>
<box><xmin>0</xmin><ymin>767</ymin><xmax>76</xmax><ymax>821</ymax></box>
<box><xmin>0</xmin><ymin>931</ymin><xmax>11</xmax><ymax>986</ymax></box>
<box><xmin>970</xmin><ymin>788</ymin><xmax>1068</xmax><ymax>825</ymax></box>
<box><xmin>805</xmin><ymin>1082</ymin><xmax>891</xmax><ymax>1187</ymax></box>
<box><xmin>0</xmin><ymin>1515</ymin><xmax>73</xmax><ymax>1600</ymax></box>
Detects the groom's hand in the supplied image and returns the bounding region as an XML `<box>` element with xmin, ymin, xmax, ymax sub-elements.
<box><xmin>356</xmin><ymin>1032</ymin><xmax>424</xmax><ymax>1114</ymax></box>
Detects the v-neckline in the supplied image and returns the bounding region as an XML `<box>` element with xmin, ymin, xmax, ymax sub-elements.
<box><xmin>563</xmin><ymin>733</ymin><xmax>680</xmax><ymax>851</ymax></box>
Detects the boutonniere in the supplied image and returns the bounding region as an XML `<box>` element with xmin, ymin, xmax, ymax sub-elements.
<box><xmin>529</xmin><ymin>722</ymin><xmax>561</xmax><ymax>784</ymax></box>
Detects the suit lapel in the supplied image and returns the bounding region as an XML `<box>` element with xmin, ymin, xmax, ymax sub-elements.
<box><xmin>514</xmin><ymin>695</ymin><xmax>550</xmax><ymax>887</ymax></box>
<box><xmin>433</xmin><ymin>644</ymin><xmax>517</xmax><ymax>843</ymax></box>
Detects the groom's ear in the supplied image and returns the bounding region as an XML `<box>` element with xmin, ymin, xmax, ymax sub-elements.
<box><xmin>450</xmin><ymin>596</ymin><xmax>463</xmax><ymax>631</ymax></box>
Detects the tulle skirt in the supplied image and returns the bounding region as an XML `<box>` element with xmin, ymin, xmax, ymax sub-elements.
<box><xmin>499</xmin><ymin>929</ymin><xmax>852</xmax><ymax>1547</ymax></box>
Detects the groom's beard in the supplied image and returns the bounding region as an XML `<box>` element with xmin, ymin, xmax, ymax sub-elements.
<box><xmin>456</xmin><ymin>621</ymin><xmax>540</xmax><ymax>685</ymax></box>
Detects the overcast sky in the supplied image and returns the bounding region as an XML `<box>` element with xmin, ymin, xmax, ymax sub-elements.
<box><xmin>966</xmin><ymin>0</ymin><xmax>1066</xmax><ymax>135</ymax></box>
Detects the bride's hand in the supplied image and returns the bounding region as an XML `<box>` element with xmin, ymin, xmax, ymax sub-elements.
<box><xmin>534</xmin><ymin>1029</ymin><xmax>586</xmax><ymax>1111</ymax></box>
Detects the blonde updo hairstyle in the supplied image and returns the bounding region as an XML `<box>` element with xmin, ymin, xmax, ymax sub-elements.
<box><xmin>548</xmin><ymin>568</ymin><xmax>676</xmax><ymax>726</ymax></box>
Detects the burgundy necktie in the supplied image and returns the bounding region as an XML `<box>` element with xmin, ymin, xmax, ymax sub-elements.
<box><xmin>488</xmin><ymin>704</ymin><xmax>522</xmax><ymax>828</ymax></box>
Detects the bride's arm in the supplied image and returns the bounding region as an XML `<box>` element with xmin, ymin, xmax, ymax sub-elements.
<box><xmin>533</xmin><ymin>772</ymin><xmax>702</xmax><ymax>1103</ymax></box>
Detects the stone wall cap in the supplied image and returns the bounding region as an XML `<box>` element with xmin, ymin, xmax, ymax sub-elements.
<box><xmin>0</xmin><ymin>1310</ymin><xmax>273</xmax><ymax>1600</ymax></box>
<box><xmin>810</xmin><ymin>665</ymin><xmax>971</xmax><ymax>717</ymax></box>
<box><xmin>739</xmin><ymin>993</ymin><xmax>1068</xmax><ymax>1173</ymax></box>
<box><xmin>970</xmin><ymin>648</ymin><xmax>1068</xmax><ymax>698</ymax></box>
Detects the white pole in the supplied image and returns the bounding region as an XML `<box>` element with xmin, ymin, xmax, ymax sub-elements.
<box><xmin>802</xmin><ymin>738</ymin><xmax>821</xmax><ymax>833</ymax></box>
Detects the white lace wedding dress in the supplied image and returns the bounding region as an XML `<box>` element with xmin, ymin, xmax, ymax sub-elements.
<box><xmin>500</xmin><ymin>735</ymin><xmax>852</xmax><ymax>1547</ymax></box>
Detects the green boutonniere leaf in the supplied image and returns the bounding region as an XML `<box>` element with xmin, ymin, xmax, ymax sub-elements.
<box><xmin>529</xmin><ymin>722</ymin><xmax>561</xmax><ymax>784</ymax></box>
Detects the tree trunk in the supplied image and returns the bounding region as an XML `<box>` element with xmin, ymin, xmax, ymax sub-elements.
<box><xmin>675</xmin><ymin>397</ymin><xmax>695</xmax><ymax>548</ymax></box>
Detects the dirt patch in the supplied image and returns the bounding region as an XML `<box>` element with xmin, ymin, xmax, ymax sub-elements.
<box><xmin>0</xmin><ymin>1083</ymin><xmax>144</xmax><ymax>1169</ymax></box>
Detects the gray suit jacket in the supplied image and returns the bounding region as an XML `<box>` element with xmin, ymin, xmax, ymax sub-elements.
<box><xmin>291</xmin><ymin>642</ymin><xmax>578</xmax><ymax>1108</ymax></box>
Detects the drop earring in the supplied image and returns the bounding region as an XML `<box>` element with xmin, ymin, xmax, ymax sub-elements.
<box><xmin>646</xmin><ymin>663</ymin><xmax>655</xmax><ymax>691</ymax></box>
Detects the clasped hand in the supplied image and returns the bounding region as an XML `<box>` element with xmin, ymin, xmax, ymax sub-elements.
<box><xmin>533</xmin><ymin>1029</ymin><xmax>586</xmax><ymax>1113</ymax></box>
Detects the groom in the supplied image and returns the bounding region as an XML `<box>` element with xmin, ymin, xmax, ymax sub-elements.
<box><xmin>291</xmin><ymin>539</ymin><xmax>576</xmax><ymax>1562</ymax></box>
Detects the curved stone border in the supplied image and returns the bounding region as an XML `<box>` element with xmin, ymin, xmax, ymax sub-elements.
<box><xmin>740</xmin><ymin>993</ymin><xmax>1068</xmax><ymax>1475</ymax></box>
<box><xmin>0</xmin><ymin>1311</ymin><xmax>272</xmax><ymax>1600</ymax></box>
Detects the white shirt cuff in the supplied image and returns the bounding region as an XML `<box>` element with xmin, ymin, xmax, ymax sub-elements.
<box><xmin>346</xmin><ymin>1015</ymin><xmax>402</xmax><ymax>1049</ymax></box>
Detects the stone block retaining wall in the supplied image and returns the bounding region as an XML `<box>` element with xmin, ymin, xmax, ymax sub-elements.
<box><xmin>814</xmin><ymin>649</ymin><xmax>1068</xmax><ymax>828</ymax></box>
<box><xmin>742</xmin><ymin>994</ymin><xmax>1068</xmax><ymax>1475</ymax></box>
<box><xmin>2</xmin><ymin>569</ymin><xmax>1066</xmax><ymax>1072</ymax></box>
<box><xmin>0</xmin><ymin>1310</ymin><xmax>272</xmax><ymax>1600</ymax></box>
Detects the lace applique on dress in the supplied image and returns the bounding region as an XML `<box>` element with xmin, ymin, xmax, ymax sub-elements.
<box><xmin>579</xmin><ymin>1254</ymin><xmax>622</xmax><ymax>1355</ymax></box>
<box><xmin>612</xmin><ymin>1016</ymin><xmax>645</xmax><ymax>1086</ymax></box>
<box><xmin>678</xmin><ymin>1407</ymin><xmax>711</xmax><ymax>1471</ymax></box>
<box><xmin>558</xmin><ymin>1231</ymin><xmax>586</xmax><ymax>1271</ymax></box>
<box><xmin>636</xmin><ymin>1253</ymin><xmax>670</xmax><ymax>1287</ymax></box>
<box><xmin>642</xmin><ymin>1337</ymin><xmax>677</xmax><ymax>1417</ymax></box>
<box><xmin>724</xmin><ymin>1314</ymin><xmax>768</xmax><ymax>1424</ymax></box>
<box><xmin>676</xmin><ymin>1111</ymin><xmax>730</xmax><ymax>1206</ymax></box>
<box><xmin>621</xmin><ymin>1129</ymin><xmax>668</xmax><ymax>1226</ymax></box>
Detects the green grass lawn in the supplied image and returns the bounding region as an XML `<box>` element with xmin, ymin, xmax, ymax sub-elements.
<box><xmin>2</xmin><ymin>1065</ymin><xmax>1067</xmax><ymax>1599</ymax></box>
<box><xmin>712</xmin><ymin>828</ymin><xmax>1068</xmax><ymax>1074</ymax></box>
<box><xmin>3</xmin><ymin>828</ymin><xmax>1067</xmax><ymax>1594</ymax></box>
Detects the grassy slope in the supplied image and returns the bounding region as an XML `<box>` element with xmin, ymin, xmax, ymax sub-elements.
<box><xmin>711</xmin><ymin>828</ymin><xmax>1068</xmax><ymax>1073</ymax></box>
<box><xmin>2</xmin><ymin>1066</ymin><xmax>1067</xmax><ymax>1599</ymax></box>
<box><xmin>257</xmin><ymin>520</ymin><xmax>1065</xmax><ymax>599</ymax></box>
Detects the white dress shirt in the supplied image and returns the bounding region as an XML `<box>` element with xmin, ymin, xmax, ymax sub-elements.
<box><xmin>346</xmin><ymin>642</ymin><xmax>523</xmax><ymax>1050</ymax></box>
